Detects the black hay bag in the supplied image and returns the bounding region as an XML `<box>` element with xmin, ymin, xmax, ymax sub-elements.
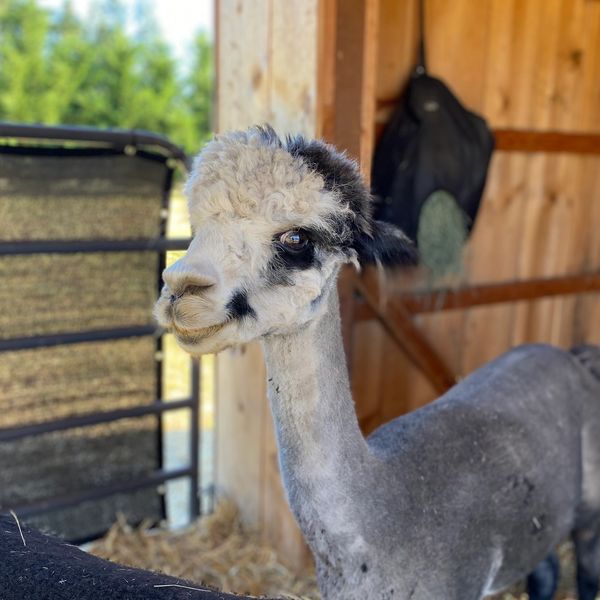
<box><xmin>371</xmin><ymin>70</ymin><xmax>495</xmax><ymax>245</ymax></box>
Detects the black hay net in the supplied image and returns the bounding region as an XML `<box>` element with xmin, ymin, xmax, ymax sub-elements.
<box><xmin>0</xmin><ymin>130</ymin><xmax>195</xmax><ymax>542</ymax></box>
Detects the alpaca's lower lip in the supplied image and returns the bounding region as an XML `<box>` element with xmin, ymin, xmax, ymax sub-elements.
<box><xmin>173</xmin><ymin>322</ymin><xmax>226</xmax><ymax>343</ymax></box>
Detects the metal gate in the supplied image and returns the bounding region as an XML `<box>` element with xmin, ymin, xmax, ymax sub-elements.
<box><xmin>0</xmin><ymin>123</ymin><xmax>199</xmax><ymax>542</ymax></box>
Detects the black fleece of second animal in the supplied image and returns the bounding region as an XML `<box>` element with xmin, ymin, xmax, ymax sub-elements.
<box><xmin>0</xmin><ymin>514</ymin><xmax>278</xmax><ymax>600</ymax></box>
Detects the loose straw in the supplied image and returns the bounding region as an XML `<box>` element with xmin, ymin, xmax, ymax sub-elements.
<box><xmin>10</xmin><ymin>510</ymin><xmax>26</xmax><ymax>547</ymax></box>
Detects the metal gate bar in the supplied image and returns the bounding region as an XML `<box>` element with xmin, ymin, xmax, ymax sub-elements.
<box><xmin>0</xmin><ymin>239</ymin><xmax>190</xmax><ymax>254</ymax></box>
<box><xmin>10</xmin><ymin>467</ymin><xmax>194</xmax><ymax>519</ymax></box>
<box><xmin>0</xmin><ymin>398</ymin><xmax>195</xmax><ymax>442</ymax></box>
<box><xmin>0</xmin><ymin>326</ymin><xmax>157</xmax><ymax>352</ymax></box>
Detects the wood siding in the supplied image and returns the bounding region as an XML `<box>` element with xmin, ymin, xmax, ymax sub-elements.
<box><xmin>348</xmin><ymin>0</ymin><xmax>600</xmax><ymax>431</ymax></box>
<box><xmin>214</xmin><ymin>0</ymin><xmax>319</xmax><ymax>570</ymax></box>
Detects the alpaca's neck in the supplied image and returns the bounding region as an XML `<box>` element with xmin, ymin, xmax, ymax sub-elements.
<box><xmin>262</xmin><ymin>285</ymin><xmax>371</xmax><ymax>557</ymax></box>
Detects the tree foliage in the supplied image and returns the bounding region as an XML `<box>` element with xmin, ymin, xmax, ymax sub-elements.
<box><xmin>0</xmin><ymin>0</ymin><xmax>213</xmax><ymax>154</ymax></box>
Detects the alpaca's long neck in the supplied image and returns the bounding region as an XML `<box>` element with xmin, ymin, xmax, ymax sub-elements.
<box><xmin>262</xmin><ymin>285</ymin><xmax>372</xmax><ymax>557</ymax></box>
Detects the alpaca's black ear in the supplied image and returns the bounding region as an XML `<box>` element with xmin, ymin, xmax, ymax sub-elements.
<box><xmin>354</xmin><ymin>220</ymin><xmax>419</xmax><ymax>267</ymax></box>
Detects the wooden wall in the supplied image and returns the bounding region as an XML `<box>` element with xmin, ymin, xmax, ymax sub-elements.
<box><xmin>214</xmin><ymin>0</ymin><xmax>600</xmax><ymax>570</ymax></box>
<box><xmin>214</xmin><ymin>0</ymin><xmax>323</xmax><ymax>570</ymax></box>
<box><xmin>348</xmin><ymin>0</ymin><xmax>600</xmax><ymax>431</ymax></box>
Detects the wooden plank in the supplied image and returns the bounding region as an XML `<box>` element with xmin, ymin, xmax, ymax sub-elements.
<box><xmin>550</xmin><ymin>0</ymin><xmax>585</xmax><ymax>130</ymax></box>
<box><xmin>214</xmin><ymin>0</ymin><xmax>272</xmax><ymax>531</ymax></box>
<box><xmin>375</xmin><ymin>0</ymin><xmax>418</xmax><ymax>104</ymax></box>
<box><xmin>528</xmin><ymin>156</ymin><xmax>584</xmax><ymax>345</ymax></box>
<box><xmin>412</xmin><ymin>0</ymin><xmax>492</xmax><ymax>393</ymax></box>
<box><xmin>379</xmin><ymin>324</ymin><xmax>438</xmax><ymax>419</ymax></box>
<box><xmin>260</xmin><ymin>0</ymin><xmax>320</xmax><ymax>568</ymax></box>
<box><xmin>579</xmin><ymin>0</ymin><xmax>600</xmax><ymax>132</ymax></box>
<box><xmin>508</xmin><ymin>0</ymin><xmax>547</xmax><ymax>130</ymax></box>
<box><xmin>530</xmin><ymin>0</ymin><xmax>563</xmax><ymax>129</ymax></box>
<box><xmin>495</xmin><ymin>0</ymin><xmax>554</xmax><ymax>345</ymax></box>
<box><xmin>216</xmin><ymin>0</ymin><xmax>271</xmax><ymax>131</ymax></box>
<box><xmin>354</xmin><ymin>271</ymin><xmax>456</xmax><ymax>393</ymax></box>
<box><xmin>270</xmin><ymin>1</ymin><xmax>319</xmax><ymax>135</ymax></box>
<box><xmin>372</xmin><ymin>124</ymin><xmax>600</xmax><ymax>154</ymax></box>
<box><xmin>479</xmin><ymin>0</ymin><xmax>517</xmax><ymax>127</ymax></box>
<box><xmin>353</xmin><ymin>273</ymin><xmax>600</xmax><ymax>319</ymax></box>
<box><xmin>494</xmin><ymin>130</ymin><xmax>600</xmax><ymax>154</ymax></box>
<box><xmin>426</xmin><ymin>0</ymin><xmax>491</xmax><ymax>112</ymax></box>
<box><xmin>358</xmin><ymin>0</ymin><xmax>379</xmax><ymax>179</ymax></box>
<box><xmin>351</xmin><ymin>319</ymin><xmax>386</xmax><ymax>432</ymax></box>
<box><xmin>317</xmin><ymin>0</ymin><xmax>337</xmax><ymax>141</ymax></box>
<box><xmin>539</xmin><ymin>1</ymin><xmax>599</xmax><ymax>346</ymax></box>
<box><xmin>462</xmin><ymin>153</ymin><xmax>524</xmax><ymax>373</ymax></box>
<box><xmin>215</xmin><ymin>0</ymin><xmax>317</xmax><ymax>569</ymax></box>
<box><xmin>510</xmin><ymin>154</ymin><xmax>547</xmax><ymax>345</ymax></box>
<box><xmin>215</xmin><ymin>342</ymin><xmax>267</xmax><ymax>526</ymax></box>
<box><xmin>334</xmin><ymin>0</ymin><xmax>392</xmax><ymax>427</ymax></box>
<box><xmin>577</xmin><ymin>156</ymin><xmax>600</xmax><ymax>344</ymax></box>
<box><xmin>331</xmin><ymin>0</ymin><xmax>380</xmax><ymax>178</ymax></box>
<box><xmin>332</xmin><ymin>0</ymin><xmax>368</xmax><ymax>162</ymax></box>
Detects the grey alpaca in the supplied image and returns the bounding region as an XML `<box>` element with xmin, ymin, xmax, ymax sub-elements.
<box><xmin>154</xmin><ymin>126</ymin><xmax>600</xmax><ymax>600</ymax></box>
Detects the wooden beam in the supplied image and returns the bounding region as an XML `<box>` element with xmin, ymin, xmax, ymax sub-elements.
<box><xmin>359</xmin><ymin>0</ymin><xmax>379</xmax><ymax>179</ymax></box>
<box><xmin>353</xmin><ymin>271</ymin><xmax>456</xmax><ymax>394</ymax></box>
<box><xmin>333</xmin><ymin>0</ymin><xmax>367</xmax><ymax>161</ymax></box>
<box><xmin>494</xmin><ymin>130</ymin><xmax>600</xmax><ymax>155</ymax></box>
<box><xmin>317</xmin><ymin>0</ymin><xmax>337</xmax><ymax>141</ymax></box>
<box><xmin>332</xmin><ymin>0</ymin><xmax>379</xmax><ymax>180</ymax></box>
<box><xmin>354</xmin><ymin>273</ymin><xmax>600</xmax><ymax>320</ymax></box>
<box><xmin>373</xmin><ymin>114</ymin><xmax>600</xmax><ymax>155</ymax></box>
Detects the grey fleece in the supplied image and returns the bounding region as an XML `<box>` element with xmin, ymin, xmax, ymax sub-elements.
<box><xmin>263</xmin><ymin>288</ymin><xmax>600</xmax><ymax>600</ymax></box>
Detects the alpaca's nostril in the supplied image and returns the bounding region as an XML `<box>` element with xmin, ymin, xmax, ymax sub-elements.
<box><xmin>162</xmin><ymin>260</ymin><xmax>219</xmax><ymax>299</ymax></box>
<box><xmin>168</xmin><ymin>282</ymin><xmax>214</xmax><ymax>301</ymax></box>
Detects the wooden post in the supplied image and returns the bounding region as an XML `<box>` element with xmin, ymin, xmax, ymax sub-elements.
<box><xmin>214</xmin><ymin>0</ymin><xmax>323</xmax><ymax>572</ymax></box>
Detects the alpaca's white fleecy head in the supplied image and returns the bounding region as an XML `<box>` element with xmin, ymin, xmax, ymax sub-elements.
<box><xmin>154</xmin><ymin>126</ymin><xmax>416</xmax><ymax>354</ymax></box>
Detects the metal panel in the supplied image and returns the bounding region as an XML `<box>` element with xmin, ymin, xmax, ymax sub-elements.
<box><xmin>0</xmin><ymin>123</ymin><xmax>199</xmax><ymax>539</ymax></box>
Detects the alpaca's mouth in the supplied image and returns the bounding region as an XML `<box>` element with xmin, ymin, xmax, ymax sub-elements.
<box><xmin>172</xmin><ymin>322</ymin><xmax>227</xmax><ymax>344</ymax></box>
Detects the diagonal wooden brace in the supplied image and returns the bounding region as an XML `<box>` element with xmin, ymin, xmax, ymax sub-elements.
<box><xmin>353</xmin><ymin>269</ymin><xmax>456</xmax><ymax>394</ymax></box>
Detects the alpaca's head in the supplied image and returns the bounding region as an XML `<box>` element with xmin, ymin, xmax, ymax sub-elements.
<box><xmin>154</xmin><ymin>126</ymin><xmax>416</xmax><ymax>354</ymax></box>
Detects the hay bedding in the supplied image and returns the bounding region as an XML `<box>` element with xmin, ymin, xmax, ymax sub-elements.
<box><xmin>89</xmin><ymin>501</ymin><xmax>592</xmax><ymax>600</ymax></box>
<box><xmin>90</xmin><ymin>501</ymin><xmax>318</xmax><ymax>599</ymax></box>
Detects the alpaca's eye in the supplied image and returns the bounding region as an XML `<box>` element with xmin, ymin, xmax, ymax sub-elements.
<box><xmin>279</xmin><ymin>230</ymin><xmax>309</xmax><ymax>251</ymax></box>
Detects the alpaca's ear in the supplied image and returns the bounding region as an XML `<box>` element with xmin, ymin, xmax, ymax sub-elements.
<box><xmin>353</xmin><ymin>220</ymin><xmax>419</xmax><ymax>268</ymax></box>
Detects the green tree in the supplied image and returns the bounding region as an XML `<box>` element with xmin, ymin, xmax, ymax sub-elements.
<box><xmin>0</xmin><ymin>0</ymin><xmax>213</xmax><ymax>154</ymax></box>
<box><xmin>0</xmin><ymin>0</ymin><xmax>53</xmax><ymax>121</ymax></box>
<box><xmin>186</xmin><ymin>30</ymin><xmax>213</xmax><ymax>148</ymax></box>
<box><xmin>44</xmin><ymin>1</ymin><xmax>95</xmax><ymax>124</ymax></box>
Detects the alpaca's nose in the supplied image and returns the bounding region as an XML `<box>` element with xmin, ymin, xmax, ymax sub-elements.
<box><xmin>162</xmin><ymin>259</ymin><xmax>218</xmax><ymax>300</ymax></box>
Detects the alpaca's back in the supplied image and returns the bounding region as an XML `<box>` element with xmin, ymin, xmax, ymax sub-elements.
<box><xmin>364</xmin><ymin>344</ymin><xmax>600</xmax><ymax>596</ymax></box>
<box><xmin>572</xmin><ymin>344</ymin><xmax>600</xmax><ymax>382</ymax></box>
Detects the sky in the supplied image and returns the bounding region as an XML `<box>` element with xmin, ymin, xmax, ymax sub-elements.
<box><xmin>37</xmin><ymin>0</ymin><xmax>214</xmax><ymax>61</ymax></box>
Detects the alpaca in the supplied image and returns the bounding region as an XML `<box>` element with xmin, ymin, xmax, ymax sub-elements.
<box><xmin>154</xmin><ymin>126</ymin><xmax>600</xmax><ymax>600</ymax></box>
